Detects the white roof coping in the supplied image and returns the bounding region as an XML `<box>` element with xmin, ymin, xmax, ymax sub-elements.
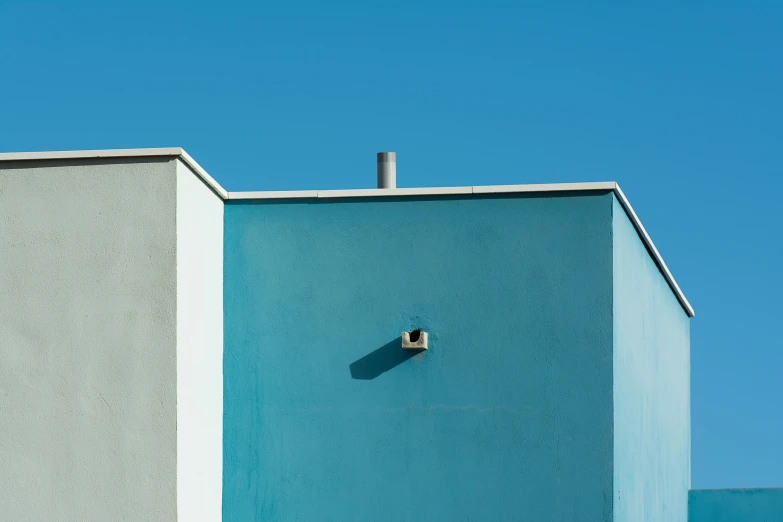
<box><xmin>0</xmin><ymin>147</ymin><xmax>228</xmax><ymax>199</ymax></box>
<box><xmin>0</xmin><ymin>147</ymin><xmax>694</xmax><ymax>317</ymax></box>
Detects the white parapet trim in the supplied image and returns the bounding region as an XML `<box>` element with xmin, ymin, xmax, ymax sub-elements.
<box><xmin>613</xmin><ymin>185</ymin><xmax>694</xmax><ymax>317</ymax></box>
<box><xmin>0</xmin><ymin>148</ymin><xmax>693</xmax><ymax>316</ymax></box>
<box><xmin>228</xmin><ymin>190</ymin><xmax>319</xmax><ymax>199</ymax></box>
<box><xmin>228</xmin><ymin>183</ymin><xmax>613</xmax><ymax>199</ymax></box>
<box><xmin>178</xmin><ymin>149</ymin><xmax>229</xmax><ymax>200</ymax></box>
<box><xmin>0</xmin><ymin>147</ymin><xmax>183</xmax><ymax>162</ymax></box>
<box><xmin>316</xmin><ymin>186</ymin><xmax>474</xmax><ymax>198</ymax></box>
<box><xmin>472</xmin><ymin>181</ymin><xmax>617</xmax><ymax>194</ymax></box>
<box><xmin>0</xmin><ymin>148</ymin><xmax>228</xmax><ymax>200</ymax></box>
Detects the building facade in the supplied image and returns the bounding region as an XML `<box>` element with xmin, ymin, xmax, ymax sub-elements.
<box><xmin>0</xmin><ymin>149</ymin><xmax>779</xmax><ymax>521</ymax></box>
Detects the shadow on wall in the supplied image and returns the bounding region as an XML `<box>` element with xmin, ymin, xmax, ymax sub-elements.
<box><xmin>349</xmin><ymin>337</ymin><xmax>424</xmax><ymax>380</ymax></box>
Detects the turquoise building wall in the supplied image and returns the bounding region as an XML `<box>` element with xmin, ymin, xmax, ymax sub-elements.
<box><xmin>223</xmin><ymin>193</ymin><xmax>616</xmax><ymax>521</ymax></box>
<box><xmin>689</xmin><ymin>489</ymin><xmax>783</xmax><ymax>521</ymax></box>
<box><xmin>612</xmin><ymin>197</ymin><xmax>691</xmax><ymax>521</ymax></box>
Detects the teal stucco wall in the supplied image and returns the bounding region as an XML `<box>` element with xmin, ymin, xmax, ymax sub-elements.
<box><xmin>223</xmin><ymin>193</ymin><xmax>615</xmax><ymax>521</ymax></box>
<box><xmin>689</xmin><ymin>489</ymin><xmax>783</xmax><ymax>521</ymax></box>
<box><xmin>612</xmin><ymin>196</ymin><xmax>691</xmax><ymax>521</ymax></box>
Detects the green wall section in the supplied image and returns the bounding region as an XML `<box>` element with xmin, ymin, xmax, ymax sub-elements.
<box><xmin>612</xmin><ymin>196</ymin><xmax>691</xmax><ymax>521</ymax></box>
<box><xmin>223</xmin><ymin>193</ymin><xmax>615</xmax><ymax>521</ymax></box>
<box><xmin>689</xmin><ymin>489</ymin><xmax>783</xmax><ymax>521</ymax></box>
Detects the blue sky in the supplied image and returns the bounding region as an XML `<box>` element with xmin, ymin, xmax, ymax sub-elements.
<box><xmin>1</xmin><ymin>1</ymin><xmax>781</xmax><ymax>488</ymax></box>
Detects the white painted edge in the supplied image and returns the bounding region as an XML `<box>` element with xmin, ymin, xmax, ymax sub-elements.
<box><xmin>0</xmin><ymin>147</ymin><xmax>229</xmax><ymax>200</ymax></box>
<box><xmin>315</xmin><ymin>186</ymin><xmax>474</xmax><ymax>198</ymax></box>
<box><xmin>227</xmin><ymin>190</ymin><xmax>319</xmax><ymax>200</ymax></box>
<box><xmin>0</xmin><ymin>147</ymin><xmax>184</xmax><ymax>162</ymax></box>
<box><xmin>472</xmin><ymin>181</ymin><xmax>617</xmax><ymax>194</ymax></box>
<box><xmin>614</xmin><ymin>184</ymin><xmax>695</xmax><ymax>317</ymax></box>
<box><xmin>178</xmin><ymin>150</ymin><xmax>229</xmax><ymax>200</ymax></box>
<box><xmin>0</xmin><ymin>148</ymin><xmax>692</xmax><ymax>316</ymax></box>
<box><xmin>229</xmin><ymin>183</ymin><xmax>610</xmax><ymax>199</ymax></box>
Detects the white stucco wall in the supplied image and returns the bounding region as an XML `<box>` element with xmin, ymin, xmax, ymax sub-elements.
<box><xmin>176</xmin><ymin>159</ymin><xmax>224</xmax><ymax>521</ymax></box>
<box><xmin>0</xmin><ymin>158</ymin><xmax>179</xmax><ymax>521</ymax></box>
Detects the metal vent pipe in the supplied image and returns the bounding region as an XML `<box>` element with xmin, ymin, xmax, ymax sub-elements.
<box><xmin>377</xmin><ymin>152</ymin><xmax>396</xmax><ymax>189</ymax></box>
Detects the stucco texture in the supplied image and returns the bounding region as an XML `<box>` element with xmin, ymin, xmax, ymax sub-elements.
<box><xmin>0</xmin><ymin>159</ymin><xmax>178</xmax><ymax>520</ymax></box>
<box><xmin>176</xmin><ymin>160</ymin><xmax>224</xmax><ymax>521</ymax></box>
<box><xmin>223</xmin><ymin>193</ymin><xmax>615</xmax><ymax>521</ymax></box>
<box><xmin>689</xmin><ymin>489</ymin><xmax>783</xmax><ymax>521</ymax></box>
<box><xmin>613</xmin><ymin>196</ymin><xmax>691</xmax><ymax>521</ymax></box>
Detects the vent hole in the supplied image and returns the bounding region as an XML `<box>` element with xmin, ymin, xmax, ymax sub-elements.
<box><xmin>409</xmin><ymin>330</ymin><xmax>421</xmax><ymax>343</ymax></box>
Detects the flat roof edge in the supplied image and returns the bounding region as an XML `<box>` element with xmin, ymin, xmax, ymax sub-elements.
<box><xmin>228</xmin><ymin>182</ymin><xmax>693</xmax><ymax>317</ymax></box>
<box><xmin>227</xmin><ymin>181</ymin><xmax>617</xmax><ymax>200</ymax></box>
<box><xmin>0</xmin><ymin>147</ymin><xmax>230</xmax><ymax>200</ymax></box>
<box><xmin>0</xmin><ymin>147</ymin><xmax>185</xmax><ymax>162</ymax></box>
<box><xmin>177</xmin><ymin>150</ymin><xmax>228</xmax><ymax>199</ymax></box>
<box><xmin>614</xmin><ymin>184</ymin><xmax>695</xmax><ymax>317</ymax></box>
<box><xmin>0</xmin><ymin>149</ymin><xmax>692</xmax><ymax>316</ymax></box>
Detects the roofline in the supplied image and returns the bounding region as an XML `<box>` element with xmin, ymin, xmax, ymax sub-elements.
<box><xmin>613</xmin><ymin>185</ymin><xmax>694</xmax><ymax>316</ymax></box>
<box><xmin>0</xmin><ymin>147</ymin><xmax>228</xmax><ymax>199</ymax></box>
<box><xmin>0</xmin><ymin>147</ymin><xmax>694</xmax><ymax>317</ymax></box>
<box><xmin>227</xmin><ymin>181</ymin><xmax>617</xmax><ymax>200</ymax></box>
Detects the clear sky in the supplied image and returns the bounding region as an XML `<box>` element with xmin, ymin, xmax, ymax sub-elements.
<box><xmin>1</xmin><ymin>1</ymin><xmax>781</xmax><ymax>488</ymax></box>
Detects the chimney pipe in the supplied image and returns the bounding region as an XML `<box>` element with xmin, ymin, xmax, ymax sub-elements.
<box><xmin>377</xmin><ymin>152</ymin><xmax>396</xmax><ymax>189</ymax></box>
